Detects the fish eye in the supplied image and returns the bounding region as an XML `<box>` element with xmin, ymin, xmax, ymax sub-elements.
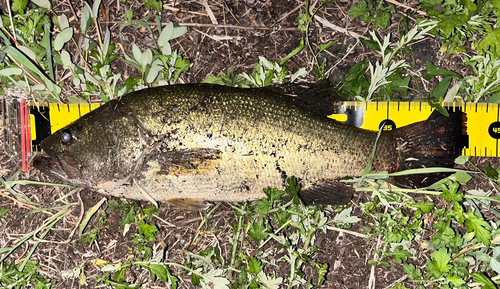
<box><xmin>61</xmin><ymin>130</ymin><xmax>72</xmax><ymax>143</ymax></box>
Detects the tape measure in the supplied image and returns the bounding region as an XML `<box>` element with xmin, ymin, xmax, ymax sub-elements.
<box><xmin>2</xmin><ymin>100</ymin><xmax>499</xmax><ymax>172</ymax></box>
<box><xmin>328</xmin><ymin>102</ymin><xmax>494</xmax><ymax>157</ymax></box>
<box><xmin>2</xmin><ymin>101</ymin><xmax>103</xmax><ymax>171</ymax></box>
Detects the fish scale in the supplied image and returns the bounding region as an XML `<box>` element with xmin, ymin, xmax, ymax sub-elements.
<box><xmin>129</xmin><ymin>85</ymin><xmax>394</xmax><ymax>203</ymax></box>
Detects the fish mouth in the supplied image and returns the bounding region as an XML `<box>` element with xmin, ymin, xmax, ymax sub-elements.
<box><xmin>33</xmin><ymin>152</ymin><xmax>91</xmax><ymax>187</ymax></box>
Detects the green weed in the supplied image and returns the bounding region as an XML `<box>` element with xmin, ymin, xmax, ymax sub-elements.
<box><xmin>348</xmin><ymin>0</ymin><xmax>396</xmax><ymax>29</ymax></box>
<box><xmin>0</xmin><ymin>0</ymin><xmax>190</xmax><ymax>103</ymax></box>
<box><xmin>73</xmin><ymin>178</ymin><xmax>359</xmax><ymax>288</ymax></box>
<box><xmin>0</xmin><ymin>259</ymin><xmax>53</xmax><ymax>289</ymax></box>
<box><xmin>294</xmin><ymin>0</ymin><xmax>339</xmax><ymax>81</ymax></box>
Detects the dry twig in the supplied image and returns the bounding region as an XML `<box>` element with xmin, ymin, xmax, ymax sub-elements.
<box><xmin>0</xmin><ymin>189</ymin><xmax>54</xmax><ymax>216</ymax></box>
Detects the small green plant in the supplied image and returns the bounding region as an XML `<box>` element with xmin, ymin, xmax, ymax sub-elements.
<box><xmin>88</xmin><ymin>258</ymin><xmax>178</xmax><ymax>288</ymax></box>
<box><xmin>343</xmin><ymin>0</ymin><xmax>500</xmax><ymax>103</ymax></box>
<box><xmin>203</xmin><ymin>56</ymin><xmax>307</xmax><ymax>87</ymax></box>
<box><xmin>347</xmin><ymin>0</ymin><xmax>396</xmax><ymax>29</ymax></box>
<box><xmin>355</xmin><ymin>160</ymin><xmax>500</xmax><ymax>289</ymax></box>
<box><xmin>240</xmin><ymin>56</ymin><xmax>307</xmax><ymax>87</ymax></box>
<box><xmin>202</xmin><ymin>66</ymin><xmax>248</xmax><ymax>87</ymax></box>
<box><xmin>0</xmin><ymin>170</ymin><xmax>77</xmax><ymax>288</ymax></box>
<box><xmin>292</xmin><ymin>0</ymin><xmax>339</xmax><ymax>80</ymax></box>
<box><xmin>0</xmin><ymin>0</ymin><xmax>61</xmax><ymax>101</ymax></box>
<box><xmin>68</xmin><ymin>201</ymin><xmax>166</xmax><ymax>287</ymax></box>
<box><xmin>143</xmin><ymin>0</ymin><xmax>162</xmax><ymax>12</ymax></box>
<box><xmin>121</xmin><ymin>22</ymin><xmax>192</xmax><ymax>87</ymax></box>
<box><xmin>76</xmin><ymin>210</ymin><xmax>108</xmax><ymax>246</ymax></box>
<box><xmin>0</xmin><ymin>208</ymin><xmax>9</xmax><ymax>220</ymax></box>
<box><xmin>180</xmin><ymin>178</ymin><xmax>360</xmax><ymax>289</ymax></box>
<box><xmin>457</xmin><ymin>53</ymin><xmax>500</xmax><ymax>102</ymax></box>
<box><xmin>110</xmin><ymin>200</ymin><xmax>160</xmax><ymax>258</ymax></box>
<box><xmin>62</xmin><ymin>178</ymin><xmax>362</xmax><ymax>288</ymax></box>
<box><xmin>418</xmin><ymin>53</ymin><xmax>500</xmax><ymax>103</ymax></box>
<box><xmin>337</xmin><ymin>20</ymin><xmax>436</xmax><ymax>101</ymax></box>
<box><xmin>0</xmin><ymin>259</ymin><xmax>53</xmax><ymax>289</ymax></box>
<box><xmin>0</xmin><ymin>0</ymin><xmax>191</xmax><ymax>103</ymax></box>
<box><xmin>420</xmin><ymin>0</ymin><xmax>495</xmax><ymax>55</ymax></box>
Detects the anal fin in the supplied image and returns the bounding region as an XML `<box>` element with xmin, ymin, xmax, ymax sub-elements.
<box><xmin>298</xmin><ymin>180</ymin><xmax>354</xmax><ymax>206</ymax></box>
<box><xmin>163</xmin><ymin>197</ymin><xmax>209</xmax><ymax>210</ymax></box>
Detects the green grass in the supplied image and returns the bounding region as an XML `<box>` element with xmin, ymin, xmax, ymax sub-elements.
<box><xmin>1</xmin><ymin>0</ymin><xmax>500</xmax><ymax>288</ymax></box>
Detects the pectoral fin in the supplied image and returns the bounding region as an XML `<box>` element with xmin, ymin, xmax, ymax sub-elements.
<box><xmin>298</xmin><ymin>180</ymin><xmax>354</xmax><ymax>206</ymax></box>
<box><xmin>154</xmin><ymin>148</ymin><xmax>222</xmax><ymax>176</ymax></box>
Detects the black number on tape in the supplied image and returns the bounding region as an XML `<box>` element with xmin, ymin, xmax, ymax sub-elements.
<box><xmin>489</xmin><ymin>121</ymin><xmax>500</xmax><ymax>139</ymax></box>
<box><xmin>379</xmin><ymin>119</ymin><xmax>396</xmax><ymax>131</ymax></box>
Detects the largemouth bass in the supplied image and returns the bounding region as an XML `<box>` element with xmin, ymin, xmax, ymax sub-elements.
<box><xmin>33</xmin><ymin>84</ymin><xmax>467</xmax><ymax>209</ymax></box>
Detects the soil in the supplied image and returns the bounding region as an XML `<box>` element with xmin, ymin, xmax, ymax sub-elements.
<box><xmin>0</xmin><ymin>0</ymin><xmax>498</xmax><ymax>289</ymax></box>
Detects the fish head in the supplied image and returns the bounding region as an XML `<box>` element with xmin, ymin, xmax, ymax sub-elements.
<box><xmin>34</xmin><ymin>104</ymin><xmax>148</xmax><ymax>187</ymax></box>
<box><xmin>34</xmin><ymin>122</ymin><xmax>96</xmax><ymax>186</ymax></box>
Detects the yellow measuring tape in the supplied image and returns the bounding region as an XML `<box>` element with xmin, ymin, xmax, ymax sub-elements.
<box><xmin>24</xmin><ymin>101</ymin><xmax>500</xmax><ymax>157</ymax></box>
<box><xmin>28</xmin><ymin>103</ymin><xmax>103</xmax><ymax>153</ymax></box>
<box><xmin>328</xmin><ymin>102</ymin><xmax>498</xmax><ymax>157</ymax></box>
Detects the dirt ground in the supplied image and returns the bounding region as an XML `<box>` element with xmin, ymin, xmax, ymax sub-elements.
<box><xmin>0</xmin><ymin>0</ymin><xmax>498</xmax><ymax>288</ymax></box>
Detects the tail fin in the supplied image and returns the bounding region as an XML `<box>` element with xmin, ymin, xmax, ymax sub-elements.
<box><xmin>392</xmin><ymin>109</ymin><xmax>468</xmax><ymax>187</ymax></box>
<box><xmin>298</xmin><ymin>180</ymin><xmax>355</xmax><ymax>206</ymax></box>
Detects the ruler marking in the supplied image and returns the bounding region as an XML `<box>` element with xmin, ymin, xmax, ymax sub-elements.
<box><xmin>494</xmin><ymin>104</ymin><xmax>500</xmax><ymax>157</ymax></box>
<box><xmin>20</xmin><ymin>101</ymin><xmax>26</xmax><ymax>171</ymax></box>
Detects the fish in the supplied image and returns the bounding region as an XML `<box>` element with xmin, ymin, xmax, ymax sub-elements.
<box><xmin>33</xmin><ymin>84</ymin><xmax>468</xmax><ymax>209</ymax></box>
